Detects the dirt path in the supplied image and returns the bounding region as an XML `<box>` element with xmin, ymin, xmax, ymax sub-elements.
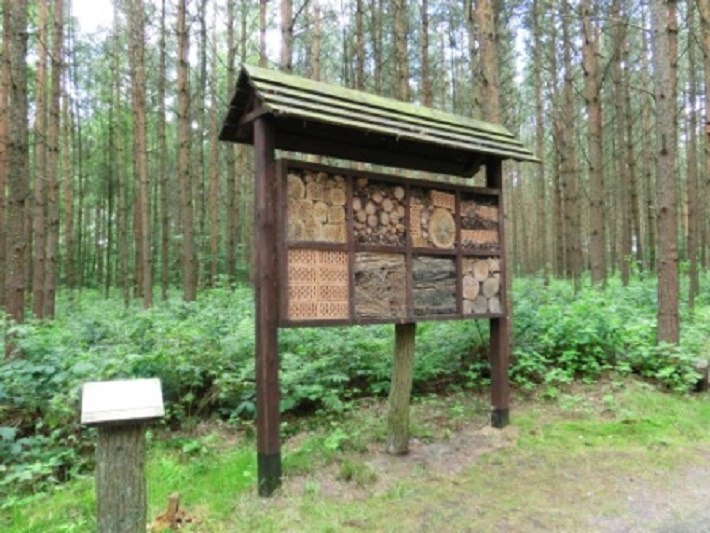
<box><xmin>280</xmin><ymin>423</ymin><xmax>710</xmax><ymax>532</ymax></box>
<box><xmin>592</xmin><ymin>456</ymin><xmax>710</xmax><ymax>533</ymax></box>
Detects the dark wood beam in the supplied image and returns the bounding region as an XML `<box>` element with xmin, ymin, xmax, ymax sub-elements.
<box><xmin>253</xmin><ymin>116</ymin><xmax>282</xmax><ymax>496</ymax></box>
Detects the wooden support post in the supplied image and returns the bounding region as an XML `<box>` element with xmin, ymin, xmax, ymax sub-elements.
<box><xmin>386</xmin><ymin>322</ymin><xmax>416</xmax><ymax>454</ymax></box>
<box><xmin>253</xmin><ymin>115</ymin><xmax>281</xmax><ymax>496</ymax></box>
<box><xmin>82</xmin><ymin>378</ymin><xmax>163</xmax><ymax>533</ymax></box>
<box><xmin>486</xmin><ymin>159</ymin><xmax>510</xmax><ymax>428</ymax></box>
<box><xmin>96</xmin><ymin>424</ymin><xmax>147</xmax><ymax>533</ymax></box>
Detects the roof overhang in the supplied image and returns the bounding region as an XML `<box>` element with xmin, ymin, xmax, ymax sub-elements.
<box><xmin>219</xmin><ymin>65</ymin><xmax>538</xmax><ymax>178</ymax></box>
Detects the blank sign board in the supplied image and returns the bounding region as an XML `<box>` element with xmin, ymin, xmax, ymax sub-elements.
<box><xmin>81</xmin><ymin>378</ymin><xmax>164</xmax><ymax>425</ymax></box>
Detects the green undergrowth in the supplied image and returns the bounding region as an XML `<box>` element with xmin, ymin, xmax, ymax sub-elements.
<box><xmin>3</xmin><ymin>379</ymin><xmax>709</xmax><ymax>531</ymax></box>
<box><xmin>1</xmin><ymin>273</ymin><xmax>709</xmax><ymax>502</ymax></box>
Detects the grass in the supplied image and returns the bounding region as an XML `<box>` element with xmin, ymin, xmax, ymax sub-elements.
<box><xmin>3</xmin><ymin>377</ymin><xmax>709</xmax><ymax>532</ymax></box>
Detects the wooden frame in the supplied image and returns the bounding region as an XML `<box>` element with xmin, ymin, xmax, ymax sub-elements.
<box><xmin>278</xmin><ymin>159</ymin><xmax>505</xmax><ymax>328</ymax></box>
<box><xmin>219</xmin><ymin>65</ymin><xmax>535</xmax><ymax>497</ymax></box>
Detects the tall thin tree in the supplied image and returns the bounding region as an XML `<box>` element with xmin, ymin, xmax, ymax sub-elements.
<box><xmin>32</xmin><ymin>0</ymin><xmax>49</xmax><ymax>318</ymax></box>
<box><xmin>650</xmin><ymin>0</ymin><xmax>679</xmax><ymax>344</ymax></box>
<box><xmin>127</xmin><ymin>0</ymin><xmax>152</xmax><ymax>308</ymax></box>
<box><xmin>6</xmin><ymin>0</ymin><xmax>30</xmax><ymax>355</ymax></box>
<box><xmin>177</xmin><ymin>0</ymin><xmax>196</xmax><ymax>301</ymax></box>
<box><xmin>44</xmin><ymin>0</ymin><xmax>64</xmax><ymax>318</ymax></box>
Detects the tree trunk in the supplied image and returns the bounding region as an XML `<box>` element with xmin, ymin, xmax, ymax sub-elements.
<box><xmin>687</xmin><ymin>1</ymin><xmax>700</xmax><ymax>310</ymax></box>
<box><xmin>650</xmin><ymin>0</ymin><xmax>679</xmax><ymax>344</ymax></box>
<box><xmin>177</xmin><ymin>0</ymin><xmax>196</xmax><ymax>302</ymax></box>
<box><xmin>310</xmin><ymin>1</ymin><xmax>321</xmax><ymax>81</ymax></box>
<box><xmin>0</xmin><ymin>1</ymin><xmax>10</xmax><ymax>311</ymax></box>
<box><xmin>392</xmin><ymin>0</ymin><xmax>409</xmax><ymax>102</ymax></box>
<box><xmin>208</xmin><ymin>5</ymin><xmax>219</xmax><ymax>287</ymax></box>
<box><xmin>259</xmin><ymin>0</ymin><xmax>268</xmax><ymax>68</ymax></box>
<box><xmin>464</xmin><ymin>0</ymin><xmax>482</xmax><ymax>119</ymax></box>
<box><xmin>96</xmin><ymin>425</ymin><xmax>147</xmax><ymax>533</ymax></box>
<box><xmin>43</xmin><ymin>0</ymin><xmax>63</xmax><ymax>318</ymax></box>
<box><xmin>6</xmin><ymin>0</ymin><xmax>30</xmax><ymax>351</ymax></box>
<box><xmin>62</xmin><ymin>92</ymin><xmax>75</xmax><ymax>294</ymax></box>
<box><xmin>640</xmin><ymin>12</ymin><xmax>656</xmax><ymax>271</ymax></box>
<box><xmin>127</xmin><ymin>0</ymin><xmax>152</xmax><ymax>309</ymax></box>
<box><xmin>420</xmin><ymin>0</ymin><xmax>432</xmax><ymax>106</ymax></box>
<box><xmin>532</xmin><ymin>0</ymin><xmax>547</xmax><ymax>280</ymax></box>
<box><xmin>355</xmin><ymin>0</ymin><xmax>365</xmax><ymax>90</ymax></box>
<box><xmin>32</xmin><ymin>0</ymin><xmax>49</xmax><ymax>319</ymax></box>
<box><xmin>582</xmin><ymin>0</ymin><xmax>605</xmax><ymax>286</ymax></box>
<box><xmin>386</xmin><ymin>322</ymin><xmax>416</xmax><ymax>455</ymax></box>
<box><xmin>560</xmin><ymin>0</ymin><xmax>582</xmax><ymax>289</ymax></box>
<box><xmin>158</xmin><ymin>0</ymin><xmax>169</xmax><ymax>300</ymax></box>
<box><xmin>611</xmin><ymin>0</ymin><xmax>631</xmax><ymax>286</ymax></box>
<box><xmin>698</xmin><ymin>0</ymin><xmax>710</xmax><ymax>270</ymax></box>
<box><xmin>280</xmin><ymin>0</ymin><xmax>293</xmax><ymax>72</ymax></box>
<box><xmin>225</xmin><ymin>0</ymin><xmax>237</xmax><ymax>286</ymax></box>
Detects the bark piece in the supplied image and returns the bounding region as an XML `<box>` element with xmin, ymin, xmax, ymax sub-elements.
<box><xmin>354</xmin><ymin>252</ymin><xmax>406</xmax><ymax>318</ymax></box>
<box><xmin>412</xmin><ymin>256</ymin><xmax>456</xmax><ymax>315</ymax></box>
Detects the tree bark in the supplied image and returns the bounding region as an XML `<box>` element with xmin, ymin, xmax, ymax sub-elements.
<box><xmin>420</xmin><ymin>0</ymin><xmax>432</xmax><ymax>106</ymax></box>
<box><xmin>355</xmin><ymin>0</ymin><xmax>365</xmax><ymax>90</ymax></box>
<box><xmin>650</xmin><ymin>0</ymin><xmax>679</xmax><ymax>344</ymax></box>
<box><xmin>392</xmin><ymin>0</ymin><xmax>409</xmax><ymax>101</ymax></box>
<box><xmin>698</xmin><ymin>0</ymin><xmax>710</xmax><ymax>270</ymax></box>
<box><xmin>6</xmin><ymin>0</ymin><xmax>30</xmax><ymax>349</ymax></box>
<box><xmin>0</xmin><ymin>2</ymin><xmax>10</xmax><ymax>310</ymax></box>
<box><xmin>127</xmin><ymin>0</ymin><xmax>152</xmax><ymax>309</ymax></box>
<box><xmin>531</xmin><ymin>0</ymin><xmax>548</xmax><ymax>280</ymax></box>
<box><xmin>208</xmin><ymin>5</ymin><xmax>220</xmax><ymax>287</ymax></box>
<box><xmin>177</xmin><ymin>0</ymin><xmax>196</xmax><ymax>302</ymax></box>
<box><xmin>582</xmin><ymin>0</ymin><xmax>605</xmax><ymax>286</ymax></box>
<box><xmin>611</xmin><ymin>0</ymin><xmax>631</xmax><ymax>286</ymax></box>
<box><xmin>310</xmin><ymin>0</ymin><xmax>321</xmax><ymax>81</ymax></box>
<box><xmin>259</xmin><ymin>0</ymin><xmax>268</xmax><ymax>67</ymax></box>
<box><xmin>158</xmin><ymin>0</ymin><xmax>169</xmax><ymax>300</ymax></box>
<box><xmin>687</xmin><ymin>1</ymin><xmax>700</xmax><ymax>310</ymax></box>
<box><xmin>32</xmin><ymin>0</ymin><xmax>49</xmax><ymax>319</ymax></box>
<box><xmin>280</xmin><ymin>0</ymin><xmax>293</xmax><ymax>72</ymax></box>
<box><xmin>96</xmin><ymin>425</ymin><xmax>147</xmax><ymax>533</ymax></box>
<box><xmin>386</xmin><ymin>322</ymin><xmax>416</xmax><ymax>455</ymax></box>
<box><xmin>560</xmin><ymin>0</ymin><xmax>582</xmax><ymax>289</ymax></box>
<box><xmin>43</xmin><ymin>0</ymin><xmax>64</xmax><ymax>319</ymax></box>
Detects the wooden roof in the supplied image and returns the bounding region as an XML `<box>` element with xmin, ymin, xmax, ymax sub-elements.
<box><xmin>219</xmin><ymin>65</ymin><xmax>537</xmax><ymax>177</ymax></box>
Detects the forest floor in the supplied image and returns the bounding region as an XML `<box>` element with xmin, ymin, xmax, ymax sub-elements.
<box><xmin>4</xmin><ymin>377</ymin><xmax>710</xmax><ymax>532</ymax></box>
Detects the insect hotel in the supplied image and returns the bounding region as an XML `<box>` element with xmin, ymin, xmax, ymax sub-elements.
<box><xmin>220</xmin><ymin>65</ymin><xmax>536</xmax><ymax>495</ymax></box>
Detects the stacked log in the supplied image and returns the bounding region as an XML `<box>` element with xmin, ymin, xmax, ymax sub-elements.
<box><xmin>410</xmin><ymin>188</ymin><xmax>456</xmax><ymax>249</ymax></box>
<box><xmin>353</xmin><ymin>178</ymin><xmax>407</xmax><ymax>246</ymax></box>
<box><xmin>460</xmin><ymin>196</ymin><xmax>499</xmax><ymax>252</ymax></box>
<box><xmin>287</xmin><ymin>169</ymin><xmax>347</xmax><ymax>243</ymax></box>
<box><xmin>354</xmin><ymin>252</ymin><xmax>407</xmax><ymax>318</ymax></box>
<box><xmin>461</xmin><ymin>257</ymin><xmax>501</xmax><ymax>315</ymax></box>
<box><xmin>412</xmin><ymin>256</ymin><xmax>457</xmax><ymax>315</ymax></box>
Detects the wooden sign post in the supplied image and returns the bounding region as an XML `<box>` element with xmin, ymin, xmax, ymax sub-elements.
<box><xmin>82</xmin><ymin>378</ymin><xmax>164</xmax><ymax>533</ymax></box>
